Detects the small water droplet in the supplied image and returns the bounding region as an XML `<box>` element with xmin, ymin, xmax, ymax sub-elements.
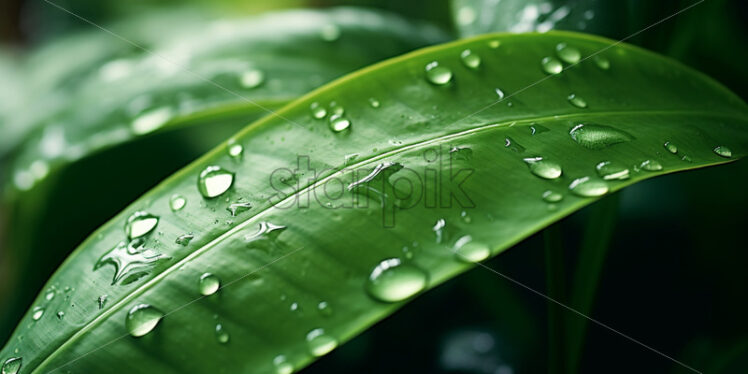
<box><xmin>227</xmin><ymin>140</ymin><xmax>243</xmax><ymax>159</ymax></box>
<box><xmin>366</xmin><ymin>258</ymin><xmax>428</xmax><ymax>303</ymax></box>
<box><xmin>495</xmin><ymin>88</ymin><xmax>505</xmax><ymax>100</ymax></box>
<box><xmin>306</xmin><ymin>328</ymin><xmax>338</xmax><ymax>356</ymax></box>
<box><xmin>425</xmin><ymin>61</ymin><xmax>453</xmax><ymax>85</ymax></box>
<box><xmin>273</xmin><ymin>355</ymin><xmax>293</xmax><ymax>374</ymax></box>
<box><xmin>504</xmin><ymin>137</ymin><xmax>525</xmax><ymax>153</ymax></box>
<box><xmin>567</xmin><ymin>93</ymin><xmax>587</xmax><ymax>108</ymax></box>
<box><xmin>569</xmin><ymin>177</ymin><xmax>608</xmax><ymax>197</ymax></box>
<box><xmin>595</xmin><ymin>161</ymin><xmax>630</xmax><ymax>180</ymax></box>
<box><xmin>125</xmin><ymin>211</ymin><xmax>159</xmax><ymax>239</ymax></box>
<box><xmin>368</xmin><ymin>97</ymin><xmax>380</xmax><ymax>108</ymax></box>
<box><xmin>328</xmin><ymin>102</ymin><xmax>344</xmax><ymax>116</ymax></box>
<box><xmin>664</xmin><ymin>141</ymin><xmax>678</xmax><ymax>154</ymax></box>
<box><xmin>317</xmin><ymin>301</ymin><xmax>333</xmax><ymax>317</ymax></box>
<box><xmin>453</xmin><ymin>236</ymin><xmax>490</xmax><ymax>263</ymax></box>
<box><xmin>199</xmin><ymin>273</ymin><xmax>221</xmax><ymax>296</ymax></box>
<box><xmin>310</xmin><ymin>102</ymin><xmax>327</xmax><ymax>119</ymax></box>
<box><xmin>227</xmin><ymin>201</ymin><xmax>252</xmax><ymax>216</ymax></box>
<box><xmin>524</xmin><ymin>157</ymin><xmax>562</xmax><ymax>179</ymax></box>
<box><xmin>542</xmin><ymin>190</ymin><xmax>563</xmax><ymax>203</ymax></box>
<box><xmin>131</xmin><ymin>107</ymin><xmax>173</xmax><ymax>135</ymax></box>
<box><xmin>594</xmin><ymin>55</ymin><xmax>610</xmax><ymax>70</ymax></box>
<box><xmin>240</xmin><ymin>69</ymin><xmax>264</xmax><ymax>88</ymax></box>
<box><xmin>170</xmin><ymin>194</ymin><xmax>186</xmax><ymax>211</ymax></box>
<box><xmin>198</xmin><ymin>166</ymin><xmax>234</xmax><ymax>198</ymax></box>
<box><xmin>215</xmin><ymin>323</ymin><xmax>230</xmax><ymax>344</ymax></box>
<box><xmin>175</xmin><ymin>233</ymin><xmax>194</xmax><ymax>246</ymax></box>
<box><xmin>45</xmin><ymin>290</ymin><xmax>55</xmax><ymax>301</ymax></box>
<box><xmin>329</xmin><ymin>114</ymin><xmax>351</xmax><ymax>132</ymax></box>
<box><xmin>320</xmin><ymin>24</ymin><xmax>340</xmax><ymax>41</ymax></box>
<box><xmin>541</xmin><ymin>57</ymin><xmax>563</xmax><ymax>75</ymax></box>
<box><xmin>1</xmin><ymin>357</ymin><xmax>21</xmax><ymax>374</ymax></box>
<box><xmin>32</xmin><ymin>307</ymin><xmax>44</xmax><ymax>321</ymax></box>
<box><xmin>98</xmin><ymin>295</ymin><xmax>108</xmax><ymax>309</ymax></box>
<box><xmin>556</xmin><ymin>43</ymin><xmax>581</xmax><ymax>64</ymax></box>
<box><xmin>530</xmin><ymin>124</ymin><xmax>550</xmax><ymax>135</ymax></box>
<box><xmin>460</xmin><ymin>49</ymin><xmax>481</xmax><ymax>69</ymax></box>
<box><xmin>56</xmin><ymin>311</ymin><xmax>64</xmax><ymax>320</ymax></box>
<box><xmin>570</xmin><ymin>124</ymin><xmax>633</xmax><ymax>149</ymax></box>
<box><xmin>639</xmin><ymin>159</ymin><xmax>663</xmax><ymax>171</ymax></box>
<box><xmin>713</xmin><ymin>146</ymin><xmax>732</xmax><ymax>158</ymax></box>
<box><xmin>126</xmin><ymin>304</ymin><xmax>163</xmax><ymax>337</ymax></box>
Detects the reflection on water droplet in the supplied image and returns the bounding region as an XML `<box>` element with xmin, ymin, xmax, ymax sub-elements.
<box><xmin>368</xmin><ymin>97</ymin><xmax>380</xmax><ymax>108</ymax></box>
<box><xmin>170</xmin><ymin>194</ymin><xmax>186</xmax><ymax>211</ymax></box>
<box><xmin>640</xmin><ymin>159</ymin><xmax>663</xmax><ymax>171</ymax></box>
<box><xmin>596</xmin><ymin>161</ymin><xmax>630</xmax><ymax>180</ymax></box>
<box><xmin>541</xmin><ymin>57</ymin><xmax>563</xmax><ymax>75</ymax></box>
<box><xmin>460</xmin><ymin>49</ymin><xmax>481</xmax><ymax>69</ymax></box>
<box><xmin>567</xmin><ymin>94</ymin><xmax>587</xmax><ymax>108</ymax></box>
<box><xmin>543</xmin><ymin>190</ymin><xmax>563</xmax><ymax>203</ymax></box>
<box><xmin>366</xmin><ymin>258</ymin><xmax>428</xmax><ymax>303</ymax></box>
<box><xmin>56</xmin><ymin>311</ymin><xmax>64</xmax><ymax>320</ymax></box>
<box><xmin>425</xmin><ymin>61</ymin><xmax>453</xmax><ymax>85</ymax></box>
<box><xmin>495</xmin><ymin>88</ymin><xmax>505</xmax><ymax>100</ymax></box>
<box><xmin>32</xmin><ymin>307</ymin><xmax>44</xmax><ymax>321</ymax></box>
<box><xmin>664</xmin><ymin>141</ymin><xmax>678</xmax><ymax>154</ymax></box>
<box><xmin>1</xmin><ymin>357</ymin><xmax>21</xmax><ymax>374</ymax></box>
<box><xmin>215</xmin><ymin>323</ymin><xmax>230</xmax><ymax>344</ymax></box>
<box><xmin>125</xmin><ymin>211</ymin><xmax>159</xmax><ymax>239</ymax></box>
<box><xmin>198</xmin><ymin>166</ymin><xmax>234</xmax><ymax>198</ymax></box>
<box><xmin>594</xmin><ymin>55</ymin><xmax>610</xmax><ymax>70</ymax></box>
<box><xmin>240</xmin><ymin>69</ymin><xmax>264</xmax><ymax>88</ymax></box>
<box><xmin>228</xmin><ymin>140</ymin><xmax>243</xmax><ymax>159</ymax></box>
<box><xmin>556</xmin><ymin>43</ymin><xmax>581</xmax><ymax>64</ymax></box>
<box><xmin>328</xmin><ymin>102</ymin><xmax>344</xmax><ymax>116</ymax></box>
<box><xmin>273</xmin><ymin>355</ymin><xmax>293</xmax><ymax>374</ymax></box>
<box><xmin>569</xmin><ymin>177</ymin><xmax>608</xmax><ymax>197</ymax></box>
<box><xmin>317</xmin><ymin>301</ymin><xmax>333</xmax><ymax>317</ymax></box>
<box><xmin>306</xmin><ymin>328</ymin><xmax>338</xmax><ymax>356</ymax></box>
<box><xmin>569</xmin><ymin>124</ymin><xmax>633</xmax><ymax>149</ymax></box>
<box><xmin>310</xmin><ymin>102</ymin><xmax>327</xmax><ymax>119</ymax></box>
<box><xmin>329</xmin><ymin>114</ymin><xmax>351</xmax><ymax>132</ymax></box>
<box><xmin>453</xmin><ymin>236</ymin><xmax>490</xmax><ymax>263</ymax></box>
<box><xmin>199</xmin><ymin>273</ymin><xmax>221</xmax><ymax>296</ymax></box>
<box><xmin>713</xmin><ymin>146</ymin><xmax>732</xmax><ymax>158</ymax></box>
<box><xmin>176</xmin><ymin>233</ymin><xmax>194</xmax><ymax>246</ymax></box>
<box><xmin>45</xmin><ymin>290</ymin><xmax>55</xmax><ymax>301</ymax></box>
<box><xmin>131</xmin><ymin>107</ymin><xmax>173</xmax><ymax>135</ymax></box>
<box><xmin>126</xmin><ymin>304</ymin><xmax>163</xmax><ymax>337</ymax></box>
<box><xmin>524</xmin><ymin>157</ymin><xmax>562</xmax><ymax>179</ymax></box>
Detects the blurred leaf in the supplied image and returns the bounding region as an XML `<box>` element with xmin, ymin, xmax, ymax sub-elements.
<box><xmin>1</xmin><ymin>31</ymin><xmax>746</xmax><ymax>373</ymax></box>
<box><xmin>0</xmin><ymin>7</ymin><xmax>447</xmax><ymax>342</ymax></box>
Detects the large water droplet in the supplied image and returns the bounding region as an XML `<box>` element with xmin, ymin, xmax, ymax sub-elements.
<box><xmin>569</xmin><ymin>177</ymin><xmax>608</xmax><ymax>197</ymax></box>
<box><xmin>199</xmin><ymin>273</ymin><xmax>221</xmax><ymax>296</ymax></box>
<box><xmin>639</xmin><ymin>159</ymin><xmax>663</xmax><ymax>171</ymax></box>
<box><xmin>198</xmin><ymin>166</ymin><xmax>234</xmax><ymax>198</ymax></box>
<box><xmin>713</xmin><ymin>146</ymin><xmax>732</xmax><ymax>158</ymax></box>
<box><xmin>664</xmin><ymin>141</ymin><xmax>678</xmax><ymax>154</ymax></box>
<box><xmin>460</xmin><ymin>49</ymin><xmax>481</xmax><ymax>69</ymax></box>
<box><xmin>366</xmin><ymin>258</ymin><xmax>428</xmax><ymax>303</ymax></box>
<box><xmin>569</xmin><ymin>124</ymin><xmax>633</xmax><ymax>149</ymax></box>
<box><xmin>541</xmin><ymin>57</ymin><xmax>563</xmax><ymax>75</ymax></box>
<box><xmin>215</xmin><ymin>323</ymin><xmax>230</xmax><ymax>344</ymax></box>
<box><xmin>125</xmin><ymin>211</ymin><xmax>159</xmax><ymax>239</ymax></box>
<box><xmin>306</xmin><ymin>328</ymin><xmax>338</xmax><ymax>356</ymax></box>
<box><xmin>567</xmin><ymin>94</ymin><xmax>587</xmax><ymax>108</ymax></box>
<box><xmin>329</xmin><ymin>114</ymin><xmax>351</xmax><ymax>133</ymax></box>
<box><xmin>556</xmin><ymin>43</ymin><xmax>581</xmax><ymax>64</ymax></box>
<box><xmin>425</xmin><ymin>61</ymin><xmax>453</xmax><ymax>85</ymax></box>
<box><xmin>542</xmin><ymin>190</ymin><xmax>563</xmax><ymax>203</ymax></box>
<box><xmin>1</xmin><ymin>357</ymin><xmax>21</xmax><ymax>374</ymax></box>
<box><xmin>126</xmin><ymin>304</ymin><xmax>163</xmax><ymax>337</ymax></box>
<box><xmin>453</xmin><ymin>236</ymin><xmax>490</xmax><ymax>263</ymax></box>
<box><xmin>524</xmin><ymin>157</ymin><xmax>562</xmax><ymax>179</ymax></box>
<box><xmin>595</xmin><ymin>161</ymin><xmax>630</xmax><ymax>180</ymax></box>
<box><xmin>32</xmin><ymin>306</ymin><xmax>44</xmax><ymax>321</ymax></box>
<box><xmin>594</xmin><ymin>55</ymin><xmax>610</xmax><ymax>70</ymax></box>
<box><xmin>240</xmin><ymin>69</ymin><xmax>264</xmax><ymax>88</ymax></box>
<box><xmin>273</xmin><ymin>355</ymin><xmax>293</xmax><ymax>374</ymax></box>
<box><xmin>310</xmin><ymin>102</ymin><xmax>327</xmax><ymax>119</ymax></box>
<box><xmin>170</xmin><ymin>194</ymin><xmax>186</xmax><ymax>211</ymax></box>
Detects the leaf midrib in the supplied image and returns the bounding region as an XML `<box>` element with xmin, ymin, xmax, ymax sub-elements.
<box><xmin>32</xmin><ymin>108</ymin><xmax>746</xmax><ymax>373</ymax></box>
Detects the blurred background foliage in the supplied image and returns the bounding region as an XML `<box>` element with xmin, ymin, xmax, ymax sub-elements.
<box><xmin>0</xmin><ymin>0</ymin><xmax>746</xmax><ymax>373</ymax></box>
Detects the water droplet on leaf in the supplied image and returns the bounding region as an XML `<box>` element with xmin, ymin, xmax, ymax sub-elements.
<box><xmin>460</xmin><ymin>49</ymin><xmax>481</xmax><ymax>69</ymax></box>
<box><xmin>366</xmin><ymin>258</ymin><xmax>428</xmax><ymax>303</ymax></box>
<box><xmin>453</xmin><ymin>236</ymin><xmax>490</xmax><ymax>263</ymax></box>
<box><xmin>368</xmin><ymin>97</ymin><xmax>380</xmax><ymax>108</ymax></box>
<box><xmin>329</xmin><ymin>114</ymin><xmax>351</xmax><ymax>133</ymax></box>
<box><xmin>640</xmin><ymin>159</ymin><xmax>663</xmax><ymax>171</ymax></box>
<box><xmin>199</xmin><ymin>273</ymin><xmax>221</xmax><ymax>296</ymax></box>
<box><xmin>240</xmin><ymin>69</ymin><xmax>264</xmax><ymax>88</ymax></box>
<box><xmin>425</xmin><ymin>61</ymin><xmax>453</xmax><ymax>85</ymax></box>
<box><xmin>594</xmin><ymin>55</ymin><xmax>610</xmax><ymax>70</ymax></box>
<box><xmin>567</xmin><ymin>93</ymin><xmax>587</xmax><ymax>108</ymax></box>
<box><xmin>215</xmin><ymin>323</ymin><xmax>230</xmax><ymax>344</ymax></box>
<box><xmin>713</xmin><ymin>146</ymin><xmax>732</xmax><ymax>158</ymax></box>
<box><xmin>541</xmin><ymin>57</ymin><xmax>563</xmax><ymax>75</ymax></box>
<box><xmin>595</xmin><ymin>161</ymin><xmax>630</xmax><ymax>180</ymax></box>
<box><xmin>227</xmin><ymin>141</ymin><xmax>243</xmax><ymax>159</ymax></box>
<box><xmin>569</xmin><ymin>124</ymin><xmax>633</xmax><ymax>149</ymax></box>
<box><xmin>664</xmin><ymin>141</ymin><xmax>678</xmax><ymax>154</ymax></box>
<box><xmin>306</xmin><ymin>328</ymin><xmax>338</xmax><ymax>356</ymax></box>
<box><xmin>556</xmin><ymin>43</ymin><xmax>581</xmax><ymax>64</ymax></box>
<box><xmin>569</xmin><ymin>177</ymin><xmax>608</xmax><ymax>197</ymax></box>
<box><xmin>1</xmin><ymin>357</ymin><xmax>21</xmax><ymax>374</ymax></box>
<box><xmin>175</xmin><ymin>233</ymin><xmax>194</xmax><ymax>246</ymax></box>
<box><xmin>273</xmin><ymin>355</ymin><xmax>293</xmax><ymax>374</ymax></box>
<box><xmin>542</xmin><ymin>190</ymin><xmax>563</xmax><ymax>203</ymax></box>
<box><xmin>126</xmin><ymin>304</ymin><xmax>163</xmax><ymax>337</ymax></box>
<box><xmin>310</xmin><ymin>102</ymin><xmax>327</xmax><ymax>119</ymax></box>
<box><xmin>170</xmin><ymin>194</ymin><xmax>186</xmax><ymax>211</ymax></box>
<box><xmin>227</xmin><ymin>201</ymin><xmax>252</xmax><ymax>216</ymax></box>
<box><xmin>524</xmin><ymin>157</ymin><xmax>562</xmax><ymax>179</ymax></box>
<box><xmin>198</xmin><ymin>166</ymin><xmax>234</xmax><ymax>198</ymax></box>
<box><xmin>125</xmin><ymin>211</ymin><xmax>159</xmax><ymax>239</ymax></box>
<box><xmin>32</xmin><ymin>307</ymin><xmax>44</xmax><ymax>321</ymax></box>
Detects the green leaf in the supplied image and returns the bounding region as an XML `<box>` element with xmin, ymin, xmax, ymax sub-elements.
<box><xmin>0</xmin><ymin>7</ymin><xmax>446</xmax><ymax>341</ymax></box>
<box><xmin>2</xmin><ymin>31</ymin><xmax>747</xmax><ymax>373</ymax></box>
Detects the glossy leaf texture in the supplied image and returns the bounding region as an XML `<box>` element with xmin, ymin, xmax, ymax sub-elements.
<box><xmin>2</xmin><ymin>31</ymin><xmax>747</xmax><ymax>373</ymax></box>
<box><xmin>0</xmin><ymin>7</ymin><xmax>447</xmax><ymax>342</ymax></box>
